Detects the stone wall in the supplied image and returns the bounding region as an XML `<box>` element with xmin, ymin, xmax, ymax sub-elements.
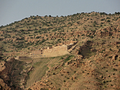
<box><xmin>29</xmin><ymin>41</ymin><xmax>77</xmax><ymax>57</ymax></box>
<box><xmin>42</xmin><ymin>45</ymin><xmax>69</xmax><ymax>57</ymax></box>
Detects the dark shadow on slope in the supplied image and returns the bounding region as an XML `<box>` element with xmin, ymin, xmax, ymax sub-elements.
<box><xmin>115</xmin><ymin>55</ymin><xmax>118</xmax><ymax>60</ymax></box>
<box><xmin>78</xmin><ymin>40</ymin><xmax>96</xmax><ymax>58</ymax></box>
<box><xmin>0</xmin><ymin>58</ymin><xmax>33</xmax><ymax>90</ymax></box>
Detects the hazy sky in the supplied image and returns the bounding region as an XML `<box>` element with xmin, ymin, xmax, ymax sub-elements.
<box><xmin>0</xmin><ymin>0</ymin><xmax>120</xmax><ymax>26</ymax></box>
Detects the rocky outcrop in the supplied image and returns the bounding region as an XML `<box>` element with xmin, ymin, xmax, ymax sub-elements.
<box><xmin>0</xmin><ymin>58</ymin><xmax>15</xmax><ymax>90</ymax></box>
<box><xmin>0</xmin><ymin>57</ymin><xmax>33</xmax><ymax>90</ymax></box>
<box><xmin>0</xmin><ymin>78</ymin><xmax>11</xmax><ymax>90</ymax></box>
<box><xmin>0</xmin><ymin>58</ymin><xmax>15</xmax><ymax>86</ymax></box>
<box><xmin>27</xmin><ymin>38</ymin><xmax>120</xmax><ymax>90</ymax></box>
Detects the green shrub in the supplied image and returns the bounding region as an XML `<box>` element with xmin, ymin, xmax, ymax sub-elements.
<box><xmin>101</xmin><ymin>18</ymin><xmax>105</xmax><ymax>21</ymax></box>
<box><xmin>64</xmin><ymin>55</ymin><xmax>74</xmax><ymax>62</ymax></box>
<box><xmin>107</xmin><ymin>20</ymin><xmax>110</xmax><ymax>22</ymax></box>
<box><xmin>28</xmin><ymin>88</ymin><xmax>32</xmax><ymax>90</ymax></box>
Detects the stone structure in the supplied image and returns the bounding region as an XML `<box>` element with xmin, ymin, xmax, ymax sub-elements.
<box><xmin>30</xmin><ymin>41</ymin><xmax>77</xmax><ymax>57</ymax></box>
<box><xmin>42</xmin><ymin>45</ymin><xmax>69</xmax><ymax>57</ymax></box>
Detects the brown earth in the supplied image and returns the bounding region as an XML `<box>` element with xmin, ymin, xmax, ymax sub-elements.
<box><xmin>0</xmin><ymin>12</ymin><xmax>120</xmax><ymax>90</ymax></box>
<box><xmin>28</xmin><ymin>40</ymin><xmax>120</xmax><ymax>90</ymax></box>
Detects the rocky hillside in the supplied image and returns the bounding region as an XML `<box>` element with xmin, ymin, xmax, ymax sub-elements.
<box><xmin>0</xmin><ymin>12</ymin><xmax>120</xmax><ymax>90</ymax></box>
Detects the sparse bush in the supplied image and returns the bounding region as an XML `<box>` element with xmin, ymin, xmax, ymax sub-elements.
<box><xmin>28</xmin><ymin>88</ymin><xmax>32</xmax><ymax>90</ymax></box>
<box><xmin>107</xmin><ymin>20</ymin><xmax>110</xmax><ymax>22</ymax></box>
<box><xmin>49</xmin><ymin>15</ymin><xmax>51</xmax><ymax>17</ymax></box>
<box><xmin>101</xmin><ymin>18</ymin><xmax>105</xmax><ymax>21</ymax></box>
<box><xmin>64</xmin><ymin>55</ymin><xmax>74</xmax><ymax>62</ymax></box>
<box><xmin>106</xmin><ymin>17</ymin><xmax>110</xmax><ymax>19</ymax></box>
<box><xmin>113</xmin><ymin>68</ymin><xmax>117</xmax><ymax>71</ymax></box>
<box><xmin>113</xmin><ymin>73</ymin><xmax>115</xmax><ymax>75</ymax></box>
<box><xmin>100</xmin><ymin>12</ymin><xmax>107</xmax><ymax>15</ymax></box>
<box><xmin>82</xmin><ymin>34</ymin><xmax>85</xmax><ymax>36</ymax></box>
<box><xmin>115</xmin><ymin>12</ymin><xmax>120</xmax><ymax>15</ymax></box>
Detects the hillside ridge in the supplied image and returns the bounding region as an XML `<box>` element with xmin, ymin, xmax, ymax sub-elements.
<box><xmin>0</xmin><ymin>12</ymin><xmax>120</xmax><ymax>90</ymax></box>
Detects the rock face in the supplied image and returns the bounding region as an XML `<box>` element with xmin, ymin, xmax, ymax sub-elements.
<box><xmin>0</xmin><ymin>59</ymin><xmax>11</xmax><ymax>90</ymax></box>
<box><xmin>0</xmin><ymin>58</ymin><xmax>15</xmax><ymax>87</ymax></box>
<box><xmin>0</xmin><ymin>58</ymin><xmax>15</xmax><ymax>90</ymax></box>
<box><xmin>0</xmin><ymin>78</ymin><xmax>11</xmax><ymax>90</ymax></box>
<box><xmin>0</xmin><ymin>57</ymin><xmax>33</xmax><ymax>90</ymax></box>
<box><xmin>0</xmin><ymin>61</ymin><xmax>5</xmax><ymax>72</ymax></box>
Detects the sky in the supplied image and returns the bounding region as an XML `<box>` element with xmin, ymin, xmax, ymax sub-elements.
<box><xmin>0</xmin><ymin>0</ymin><xmax>120</xmax><ymax>26</ymax></box>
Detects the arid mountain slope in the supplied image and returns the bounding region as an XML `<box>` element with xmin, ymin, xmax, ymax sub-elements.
<box><xmin>0</xmin><ymin>12</ymin><xmax>120</xmax><ymax>90</ymax></box>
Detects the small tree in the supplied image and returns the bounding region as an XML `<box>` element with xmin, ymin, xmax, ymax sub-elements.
<box><xmin>49</xmin><ymin>15</ymin><xmax>51</xmax><ymax>17</ymax></box>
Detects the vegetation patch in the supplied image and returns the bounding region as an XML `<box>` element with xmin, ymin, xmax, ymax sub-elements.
<box><xmin>64</xmin><ymin>55</ymin><xmax>74</xmax><ymax>62</ymax></box>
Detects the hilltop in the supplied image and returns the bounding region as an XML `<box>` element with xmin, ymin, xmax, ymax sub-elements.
<box><xmin>0</xmin><ymin>12</ymin><xmax>120</xmax><ymax>90</ymax></box>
